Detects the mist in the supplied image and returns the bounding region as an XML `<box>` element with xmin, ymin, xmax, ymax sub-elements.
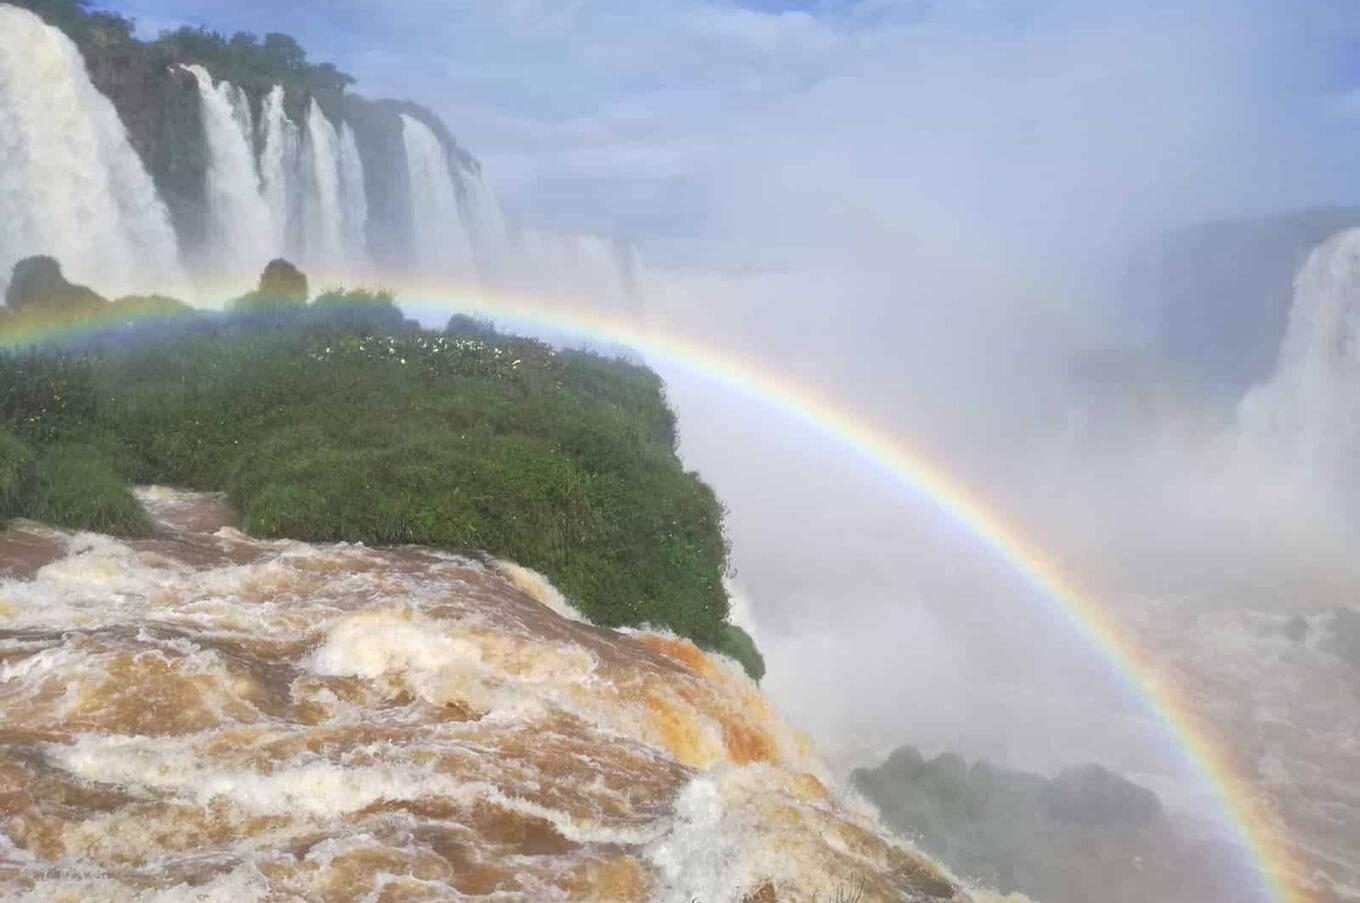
<box><xmin>12</xmin><ymin>0</ymin><xmax>1360</xmax><ymax>897</ymax></box>
<box><xmin>163</xmin><ymin>0</ymin><xmax>1360</xmax><ymax>814</ymax></box>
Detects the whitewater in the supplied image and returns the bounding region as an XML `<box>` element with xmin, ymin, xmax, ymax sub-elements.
<box><xmin>0</xmin><ymin>6</ymin><xmax>181</xmax><ymax>299</ymax></box>
<box><xmin>0</xmin><ymin>488</ymin><xmax>1016</xmax><ymax>902</ymax></box>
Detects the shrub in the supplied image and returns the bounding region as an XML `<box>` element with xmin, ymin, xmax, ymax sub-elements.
<box><xmin>714</xmin><ymin>625</ymin><xmax>766</xmax><ymax>682</ymax></box>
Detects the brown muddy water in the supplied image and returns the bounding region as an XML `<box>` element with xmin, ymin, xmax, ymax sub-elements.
<box><xmin>0</xmin><ymin>487</ymin><xmax>1016</xmax><ymax>903</ymax></box>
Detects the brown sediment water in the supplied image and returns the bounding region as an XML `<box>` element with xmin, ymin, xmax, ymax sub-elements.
<box><xmin>0</xmin><ymin>487</ymin><xmax>1006</xmax><ymax>903</ymax></box>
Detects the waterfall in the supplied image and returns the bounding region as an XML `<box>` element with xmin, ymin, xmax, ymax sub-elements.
<box><xmin>259</xmin><ymin>85</ymin><xmax>299</xmax><ymax>257</ymax></box>
<box><xmin>1240</xmin><ymin>228</ymin><xmax>1360</xmax><ymax>501</ymax></box>
<box><xmin>338</xmin><ymin>122</ymin><xmax>369</xmax><ymax>266</ymax></box>
<box><xmin>300</xmin><ymin>99</ymin><xmax>347</xmax><ymax>277</ymax></box>
<box><xmin>0</xmin><ymin>11</ymin><xmax>631</xmax><ymax>311</ymax></box>
<box><xmin>400</xmin><ymin>113</ymin><xmax>475</xmax><ymax>279</ymax></box>
<box><xmin>511</xmin><ymin>228</ymin><xmax>643</xmax><ymax>315</ymax></box>
<box><xmin>0</xmin><ymin>6</ymin><xmax>181</xmax><ymax>298</ymax></box>
<box><xmin>456</xmin><ymin>162</ymin><xmax>508</xmax><ymax>274</ymax></box>
<box><xmin>183</xmin><ymin>64</ymin><xmax>273</xmax><ymax>291</ymax></box>
<box><xmin>256</xmin><ymin>90</ymin><xmax>369</xmax><ymax>282</ymax></box>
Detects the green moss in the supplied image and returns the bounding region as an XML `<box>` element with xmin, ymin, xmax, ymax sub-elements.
<box><xmin>23</xmin><ymin>445</ymin><xmax>148</xmax><ymax>537</ymax></box>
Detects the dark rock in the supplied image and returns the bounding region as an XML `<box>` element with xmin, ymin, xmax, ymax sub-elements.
<box><xmin>1323</xmin><ymin>608</ymin><xmax>1360</xmax><ymax>669</ymax></box>
<box><xmin>1285</xmin><ymin>614</ymin><xmax>1309</xmax><ymax>643</ymax></box>
<box><xmin>854</xmin><ymin>743</ymin><xmax>1229</xmax><ymax>903</ymax></box>
<box><xmin>1043</xmin><ymin>762</ymin><xmax>1162</xmax><ymax>827</ymax></box>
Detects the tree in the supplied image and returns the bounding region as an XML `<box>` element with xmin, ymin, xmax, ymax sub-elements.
<box><xmin>257</xmin><ymin>259</ymin><xmax>309</xmax><ymax>304</ymax></box>
<box><xmin>445</xmin><ymin>313</ymin><xmax>498</xmax><ymax>339</ymax></box>
<box><xmin>262</xmin><ymin>33</ymin><xmax>306</xmax><ymax>72</ymax></box>
<box><xmin>230</xmin><ymin>259</ymin><xmax>309</xmax><ymax>314</ymax></box>
<box><xmin>311</xmin><ymin>288</ymin><xmax>414</xmax><ymax>334</ymax></box>
<box><xmin>4</xmin><ymin>256</ymin><xmax>106</xmax><ymax>313</ymax></box>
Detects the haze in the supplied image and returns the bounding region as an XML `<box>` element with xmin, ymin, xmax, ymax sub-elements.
<box><xmin>89</xmin><ymin>0</ymin><xmax>1360</xmax><ymax>885</ymax></box>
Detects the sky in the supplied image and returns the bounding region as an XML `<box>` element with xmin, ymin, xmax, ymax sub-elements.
<box><xmin>103</xmin><ymin>0</ymin><xmax>1360</xmax><ymax>270</ymax></box>
<box><xmin>94</xmin><ymin>0</ymin><xmax>1360</xmax><ymax>785</ymax></box>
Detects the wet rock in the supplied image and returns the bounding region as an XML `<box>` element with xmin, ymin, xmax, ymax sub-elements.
<box><xmin>1042</xmin><ymin>763</ymin><xmax>1162</xmax><ymax>827</ymax></box>
<box><xmin>1323</xmin><ymin>607</ymin><xmax>1360</xmax><ymax>669</ymax></box>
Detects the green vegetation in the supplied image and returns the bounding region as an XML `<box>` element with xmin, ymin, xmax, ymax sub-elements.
<box><xmin>0</xmin><ymin>262</ymin><xmax>763</xmax><ymax>678</ymax></box>
<box><xmin>23</xmin><ymin>444</ymin><xmax>149</xmax><ymax>536</ymax></box>
<box><xmin>0</xmin><ymin>430</ymin><xmax>36</xmax><ymax>519</ymax></box>
<box><xmin>9</xmin><ymin>1</ymin><xmax>353</xmax><ymax>96</ymax></box>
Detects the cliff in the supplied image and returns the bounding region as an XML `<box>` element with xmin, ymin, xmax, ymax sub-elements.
<box><xmin>1122</xmin><ymin>207</ymin><xmax>1360</xmax><ymax>400</ymax></box>
<box><xmin>6</xmin><ymin>0</ymin><xmax>476</xmax><ymax>272</ymax></box>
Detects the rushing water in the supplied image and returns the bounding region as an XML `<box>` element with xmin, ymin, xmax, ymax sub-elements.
<box><xmin>0</xmin><ymin>488</ymin><xmax>1001</xmax><ymax>903</ymax></box>
<box><xmin>259</xmin><ymin>85</ymin><xmax>301</xmax><ymax>258</ymax></box>
<box><xmin>401</xmin><ymin>114</ymin><xmax>477</xmax><ymax>281</ymax></box>
<box><xmin>338</xmin><ymin>122</ymin><xmax>369</xmax><ymax>269</ymax></box>
<box><xmin>300</xmin><ymin>98</ymin><xmax>348</xmax><ymax>276</ymax></box>
<box><xmin>0</xmin><ymin>6</ymin><xmax>181</xmax><ymax>299</ymax></box>
<box><xmin>0</xmin><ymin>4</ymin><xmax>643</xmax><ymax>311</ymax></box>
<box><xmin>1241</xmin><ymin>228</ymin><xmax>1360</xmax><ymax>501</ymax></box>
<box><xmin>183</xmin><ymin>65</ymin><xmax>275</xmax><ymax>289</ymax></box>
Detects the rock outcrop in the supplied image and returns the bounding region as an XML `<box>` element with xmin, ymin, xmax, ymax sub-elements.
<box><xmin>855</xmin><ymin>745</ymin><xmax>1242</xmax><ymax>903</ymax></box>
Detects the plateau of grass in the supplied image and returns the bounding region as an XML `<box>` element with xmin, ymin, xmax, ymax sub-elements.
<box><xmin>0</xmin><ymin>315</ymin><xmax>764</xmax><ymax>679</ymax></box>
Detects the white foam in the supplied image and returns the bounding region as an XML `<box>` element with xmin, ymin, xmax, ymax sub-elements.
<box><xmin>494</xmin><ymin>559</ymin><xmax>589</xmax><ymax>623</ymax></box>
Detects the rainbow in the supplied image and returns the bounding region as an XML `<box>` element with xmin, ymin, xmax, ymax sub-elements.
<box><xmin>0</xmin><ymin>283</ymin><xmax>1307</xmax><ymax>903</ymax></box>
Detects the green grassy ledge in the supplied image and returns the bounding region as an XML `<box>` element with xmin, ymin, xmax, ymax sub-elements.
<box><xmin>0</xmin><ymin>293</ymin><xmax>764</xmax><ymax>680</ymax></box>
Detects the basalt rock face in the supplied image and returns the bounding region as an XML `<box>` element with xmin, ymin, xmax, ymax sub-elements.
<box><xmin>341</xmin><ymin>95</ymin><xmax>418</xmax><ymax>271</ymax></box>
<box><xmin>80</xmin><ymin>42</ymin><xmax>209</xmax><ymax>248</ymax></box>
<box><xmin>854</xmin><ymin>746</ymin><xmax>1242</xmax><ymax>903</ymax></box>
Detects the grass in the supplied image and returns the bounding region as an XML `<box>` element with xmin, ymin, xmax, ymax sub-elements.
<box><xmin>0</xmin><ymin>313</ymin><xmax>764</xmax><ymax>679</ymax></box>
<box><xmin>22</xmin><ymin>444</ymin><xmax>149</xmax><ymax>536</ymax></box>
<box><xmin>0</xmin><ymin>430</ymin><xmax>35</xmax><ymax>518</ymax></box>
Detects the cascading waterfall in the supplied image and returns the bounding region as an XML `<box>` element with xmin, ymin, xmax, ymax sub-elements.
<box><xmin>338</xmin><ymin>122</ymin><xmax>369</xmax><ymax>266</ymax></box>
<box><xmin>512</xmin><ymin>228</ymin><xmax>644</xmax><ymax>316</ymax></box>
<box><xmin>401</xmin><ymin>113</ymin><xmax>476</xmax><ymax>279</ymax></box>
<box><xmin>300</xmin><ymin>98</ymin><xmax>347</xmax><ymax>276</ymax></box>
<box><xmin>183</xmin><ymin>64</ymin><xmax>273</xmax><ymax>290</ymax></box>
<box><xmin>457</xmin><ymin>161</ymin><xmax>508</xmax><ymax>274</ymax></box>
<box><xmin>0</xmin><ymin>5</ymin><xmax>181</xmax><ymax>298</ymax></box>
<box><xmin>188</xmin><ymin>78</ymin><xmax>369</xmax><ymax>288</ymax></box>
<box><xmin>256</xmin><ymin>90</ymin><xmax>369</xmax><ymax>281</ymax></box>
<box><xmin>258</xmin><ymin>85</ymin><xmax>299</xmax><ymax>256</ymax></box>
<box><xmin>0</xmin><ymin>10</ymin><xmax>638</xmax><ymax>315</ymax></box>
<box><xmin>1240</xmin><ymin>228</ymin><xmax>1360</xmax><ymax>498</ymax></box>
